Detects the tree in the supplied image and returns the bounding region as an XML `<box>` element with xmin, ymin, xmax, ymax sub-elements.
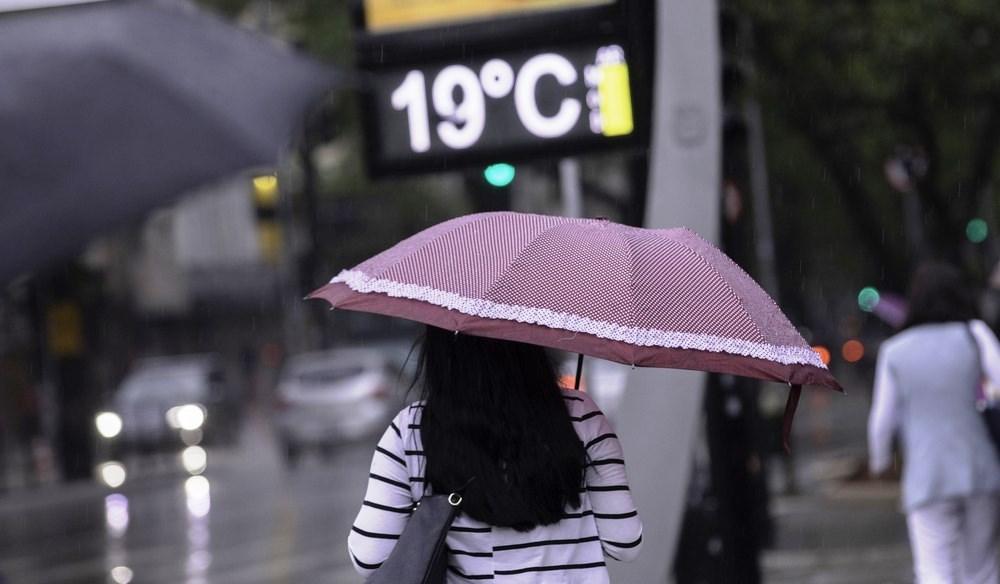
<box><xmin>735</xmin><ymin>0</ymin><xmax>1000</xmax><ymax>302</ymax></box>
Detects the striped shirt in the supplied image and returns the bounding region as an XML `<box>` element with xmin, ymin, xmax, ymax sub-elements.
<box><xmin>348</xmin><ymin>389</ymin><xmax>643</xmax><ymax>582</ymax></box>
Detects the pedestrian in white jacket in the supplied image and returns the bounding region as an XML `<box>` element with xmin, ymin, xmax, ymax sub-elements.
<box><xmin>868</xmin><ymin>263</ymin><xmax>1000</xmax><ymax>584</ymax></box>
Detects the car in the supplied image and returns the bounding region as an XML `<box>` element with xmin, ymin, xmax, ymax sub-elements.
<box><xmin>273</xmin><ymin>348</ymin><xmax>400</xmax><ymax>467</ymax></box>
<box><xmin>100</xmin><ymin>354</ymin><xmax>241</xmax><ymax>455</ymax></box>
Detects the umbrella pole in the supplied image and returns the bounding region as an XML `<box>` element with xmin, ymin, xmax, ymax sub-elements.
<box><xmin>781</xmin><ymin>384</ymin><xmax>802</xmax><ymax>453</ymax></box>
<box><xmin>573</xmin><ymin>353</ymin><xmax>585</xmax><ymax>390</ymax></box>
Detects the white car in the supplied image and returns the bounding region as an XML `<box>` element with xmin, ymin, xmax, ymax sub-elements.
<box><xmin>274</xmin><ymin>348</ymin><xmax>399</xmax><ymax>467</ymax></box>
<box><xmin>107</xmin><ymin>355</ymin><xmax>240</xmax><ymax>452</ymax></box>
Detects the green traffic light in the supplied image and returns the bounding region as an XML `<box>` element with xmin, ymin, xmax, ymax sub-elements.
<box><xmin>966</xmin><ymin>218</ymin><xmax>988</xmax><ymax>243</ymax></box>
<box><xmin>484</xmin><ymin>163</ymin><xmax>516</xmax><ymax>188</ymax></box>
<box><xmin>858</xmin><ymin>286</ymin><xmax>880</xmax><ymax>312</ymax></box>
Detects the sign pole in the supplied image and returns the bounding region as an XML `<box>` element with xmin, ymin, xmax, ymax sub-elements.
<box><xmin>559</xmin><ymin>158</ymin><xmax>583</xmax><ymax>218</ymax></box>
<box><xmin>608</xmin><ymin>0</ymin><xmax>720</xmax><ymax>581</ymax></box>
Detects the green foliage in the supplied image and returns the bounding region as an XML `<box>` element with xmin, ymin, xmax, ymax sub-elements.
<box><xmin>736</xmin><ymin>0</ymin><xmax>1000</xmax><ymax>296</ymax></box>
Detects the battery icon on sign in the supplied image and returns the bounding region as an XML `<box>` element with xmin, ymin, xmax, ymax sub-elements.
<box><xmin>594</xmin><ymin>47</ymin><xmax>634</xmax><ymax>137</ymax></box>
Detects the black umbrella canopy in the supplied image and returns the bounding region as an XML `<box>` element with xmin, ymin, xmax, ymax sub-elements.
<box><xmin>0</xmin><ymin>0</ymin><xmax>340</xmax><ymax>283</ymax></box>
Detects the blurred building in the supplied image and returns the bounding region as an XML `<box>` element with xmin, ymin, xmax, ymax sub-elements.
<box><xmin>0</xmin><ymin>173</ymin><xmax>302</xmax><ymax>487</ymax></box>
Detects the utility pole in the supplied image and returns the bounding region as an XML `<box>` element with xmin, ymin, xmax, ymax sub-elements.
<box><xmin>609</xmin><ymin>0</ymin><xmax>720</xmax><ymax>581</ymax></box>
<box><xmin>673</xmin><ymin>7</ymin><xmax>773</xmax><ymax>581</ymax></box>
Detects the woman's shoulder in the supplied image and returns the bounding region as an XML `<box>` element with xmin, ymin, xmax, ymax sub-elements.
<box><xmin>883</xmin><ymin>321</ymin><xmax>968</xmax><ymax>354</ymax></box>
<box><xmin>393</xmin><ymin>400</ymin><xmax>425</xmax><ymax>424</ymax></box>
<box><xmin>559</xmin><ymin>388</ymin><xmax>605</xmax><ymax>418</ymax></box>
<box><xmin>382</xmin><ymin>401</ymin><xmax>425</xmax><ymax>436</ymax></box>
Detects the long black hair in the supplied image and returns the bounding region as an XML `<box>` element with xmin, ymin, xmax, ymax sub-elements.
<box><xmin>415</xmin><ymin>326</ymin><xmax>586</xmax><ymax>531</ymax></box>
<box><xmin>902</xmin><ymin>261</ymin><xmax>978</xmax><ymax>328</ymax></box>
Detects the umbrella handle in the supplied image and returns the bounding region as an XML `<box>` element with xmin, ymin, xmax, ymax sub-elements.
<box><xmin>781</xmin><ymin>384</ymin><xmax>802</xmax><ymax>454</ymax></box>
<box><xmin>574</xmin><ymin>354</ymin><xmax>585</xmax><ymax>390</ymax></box>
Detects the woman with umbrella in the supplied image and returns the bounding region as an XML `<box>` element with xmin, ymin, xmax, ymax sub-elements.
<box><xmin>312</xmin><ymin>212</ymin><xmax>840</xmax><ymax>582</ymax></box>
<box><xmin>346</xmin><ymin>326</ymin><xmax>643</xmax><ymax>581</ymax></box>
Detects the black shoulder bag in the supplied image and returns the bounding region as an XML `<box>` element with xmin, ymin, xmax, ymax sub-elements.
<box><xmin>965</xmin><ymin>323</ymin><xmax>1000</xmax><ymax>461</ymax></box>
<box><xmin>365</xmin><ymin>488</ymin><xmax>466</xmax><ymax>584</ymax></box>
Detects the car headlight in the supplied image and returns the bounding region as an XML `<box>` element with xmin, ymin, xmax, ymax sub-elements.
<box><xmin>95</xmin><ymin>412</ymin><xmax>123</xmax><ymax>439</ymax></box>
<box><xmin>181</xmin><ymin>446</ymin><xmax>207</xmax><ymax>475</ymax></box>
<box><xmin>98</xmin><ymin>461</ymin><xmax>127</xmax><ymax>488</ymax></box>
<box><xmin>166</xmin><ymin>404</ymin><xmax>206</xmax><ymax>431</ymax></box>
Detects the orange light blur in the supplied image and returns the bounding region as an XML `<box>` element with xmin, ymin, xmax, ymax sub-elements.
<box><xmin>842</xmin><ymin>339</ymin><xmax>865</xmax><ymax>363</ymax></box>
<box><xmin>558</xmin><ymin>374</ymin><xmax>586</xmax><ymax>392</ymax></box>
<box><xmin>812</xmin><ymin>345</ymin><xmax>831</xmax><ymax>365</ymax></box>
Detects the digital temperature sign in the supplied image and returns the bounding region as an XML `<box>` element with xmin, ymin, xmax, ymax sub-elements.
<box><xmin>352</xmin><ymin>0</ymin><xmax>648</xmax><ymax>176</ymax></box>
<box><xmin>368</xmin><ymin>44</ymin><xmax>634</xmax><ymax>170</ymax></box>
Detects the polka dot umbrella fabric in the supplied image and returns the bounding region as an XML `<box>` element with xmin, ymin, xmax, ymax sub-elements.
<box><xmin>309</xmin><ymin>212</ymin><xmax>839</xmax><ymax>391</ymax></box>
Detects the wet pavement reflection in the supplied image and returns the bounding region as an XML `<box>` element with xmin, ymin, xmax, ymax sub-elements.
<box><xmin>0</xmin><ymin>417</ymin><xmax>370</xmax><ymax>583</ymax></box>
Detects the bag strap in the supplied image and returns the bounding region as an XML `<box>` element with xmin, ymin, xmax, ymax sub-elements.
<box><xmin>415</xmin><ymin>476</ymin><xmax>475</xmax><ymax>508</ymax></box>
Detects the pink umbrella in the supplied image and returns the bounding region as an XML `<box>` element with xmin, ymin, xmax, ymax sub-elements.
<box><xmin>309</xmin><ymin>212</ymin><xmax>840</xmax><ymax>447</ymax></box>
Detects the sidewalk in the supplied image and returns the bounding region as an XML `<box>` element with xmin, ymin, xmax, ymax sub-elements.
<box><xmin>762</xmin><ymin>367</ymin><xmax>914</xmax><ymax>583</ymax></box>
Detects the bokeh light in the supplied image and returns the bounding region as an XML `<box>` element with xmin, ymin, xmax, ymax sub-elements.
<box><xmin>483</xmin><ymin>163</ymin><xmax>516</xmax><ymax>187</ymax></box>
<box><xmin>185</xmin><ymin>476</ymin><xmax>211</xmax><ymax>518</ymax></box>
<box><xmin>176</xmin><ymin>404</ymin><xmax>206</xmax><ymax>431</ymax></box>
<box><xmin>842</xmin><ymin>339</ymin><xmax>865</xmax><ymax>363</ymax></box>
<box><xmin>182</xmin><ymin>446</ymin><xmax>208</xmax><ymax>475</ymax></box>
<box><xmin>812</xmin><ymin>345</ymin><xmax>832</xmax><ymax>366</ymax></box>
<box><xmin>95</xmin><ymin>412</ymin><xmax>123</xmax><ymax>439</ymax></box>
<box><xmin>966</xmin><ymin>218</ymin><xmax>988</xmax><ymax>243</ymax></box>
<box><xmin>251</xmin><ymin>174</ymin><xmax>279</xmax><ymax>204</ymax></box>
<box><xmin>105</xmin><ymin>494</ymin><xmax>130</xmax><ymax>536</ymax></box>
<box><xmin>110</xmin><ymin>566</ymin><xmax>133</xmax><ymax>584</ymax></box>
<box><xmin>857</xmin><ymin>287</ymin><xmax>880</xmax><ymax>312</ymax></box>
<box><xmin>99</xmin><ymin>462</ymin><xmax>127</xmax><ymax>489</ymax></box>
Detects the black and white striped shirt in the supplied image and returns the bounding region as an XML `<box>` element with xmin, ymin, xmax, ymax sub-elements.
<box><xmin>348</xmin><ymin>389</ymin><xmax>643</xmax><ymax>583</ymax></box>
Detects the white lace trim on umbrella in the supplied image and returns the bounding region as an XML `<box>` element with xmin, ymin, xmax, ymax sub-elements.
<box><xmin>332</xmin><ymin>270</ymin><xmax>827</xmax><ymax>369</ymax></box>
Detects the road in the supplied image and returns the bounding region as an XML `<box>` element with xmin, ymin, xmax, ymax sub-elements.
<box><xmin>0</xmin><ymin>417</ymin><xmax>370</xmax><ymax>584</ymax></box>
<box><xmin>0</xmin><ymin>374</ymin><xmax>917</xmax><ymax>584</ymax></box>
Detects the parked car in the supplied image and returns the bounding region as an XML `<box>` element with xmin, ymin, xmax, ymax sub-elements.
<box><xmin>100</xmin><ymin>354</ymin><xmax>242</xmax><ymax>456</ymax></box>
<box><xmin>274</xmin><ymin>348</ymin><xmax>399</xmax><ymax>467</ymax></box>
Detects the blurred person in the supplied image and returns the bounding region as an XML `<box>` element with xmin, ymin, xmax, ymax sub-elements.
<box><xmin>348</xmin><ymin>326</ymin><xmax>643</xmax><ymax>582</ymax></box>
<box><xmin>868</xmin><ymin>262</ymin><xmax>1000</xmax><ymax>584</ymax></box>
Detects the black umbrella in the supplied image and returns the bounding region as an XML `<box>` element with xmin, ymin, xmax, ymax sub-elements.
<box><xmin>0</xmin><ymin>0</ymin><xmax>339</xmax><ymax>283</ymax></box>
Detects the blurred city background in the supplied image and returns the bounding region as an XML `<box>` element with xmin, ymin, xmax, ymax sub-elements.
<box><xmin>1</xmin><ymin>0</ymin><xmax>998</xmax><ymax>582</ymax></box>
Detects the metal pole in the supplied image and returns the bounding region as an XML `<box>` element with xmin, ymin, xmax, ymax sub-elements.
<box><xmin>559</xmin><ymin>158</ymin><xmax>583</xmax><ymax>218</ymax></box>
<box><xmin>573</xmin><ymin>353</ymin><xmax>585</xmax><ymax>390</ymax></box>
<box><xmin>609</xmin><ymin>0</ymin><xmax>721</xmax><ymax>582</ymax></box>
<box><xmin>745</xmin><ymin>100</ymin><xmax>779</xmax><ymax>298</ymax></box>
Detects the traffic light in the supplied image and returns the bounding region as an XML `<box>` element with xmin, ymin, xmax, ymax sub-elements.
<box><xmin>967</xmin><ymin>218</ymin><xmax>988</xmax><ymax>243</ymax></box>
<box><xmin>467</xmin><ymin>164</ymin><xmax>514</xmax><ymax>212</ymax></box>
<box><xmin>252</xmin><ymin>174</ymin><xmax>281</xmax><ymax>264</ymax></box>
<box><xmin>857</xmin><ymin>286</ymin><xmax>880</xmax><ymax>312</ymax></box>
<box><xmin>483</xmin><ymin>163</ymin><xmax>516</xmax><ymax>188</ymax></box>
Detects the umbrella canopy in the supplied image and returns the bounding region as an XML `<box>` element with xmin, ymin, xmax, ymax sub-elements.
<box><xmin>0</xmin><ymin>0</ymin><xmax>339</xmax><ymax>283</ymax></box>
<box><xmin>309</xmin><ymin>212</ymin><xmax>839</xmax><ymax>392</ymax></box>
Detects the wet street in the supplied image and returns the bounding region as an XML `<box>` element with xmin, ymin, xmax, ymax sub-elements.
<box><xmin>0</xmin><ymin>381</ymin><xmax>919</xmax><ymax>584</ymax></box>
<box><xmin>0</xmin><ymin>416</ymin><xmax>371</xmax><ymax>584</ymax></box>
